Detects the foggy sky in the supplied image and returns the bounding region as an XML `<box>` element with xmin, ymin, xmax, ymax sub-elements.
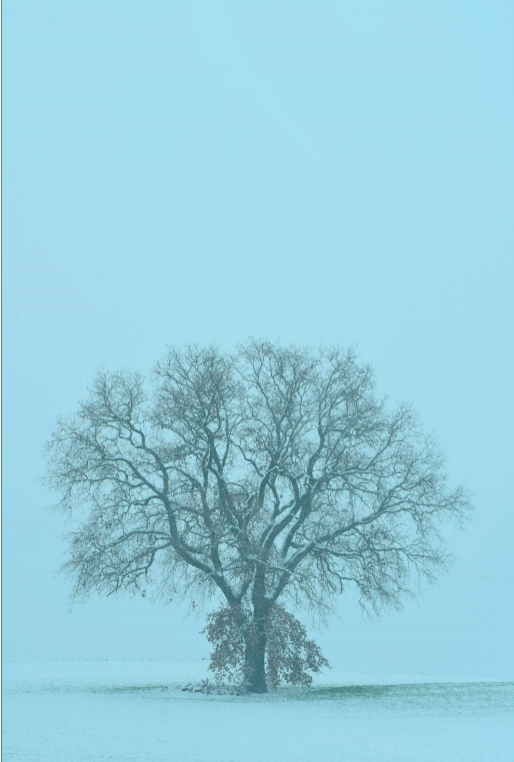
<box><xmin>3</xmin><ymin>0</ymin><xmax>513</xmax><ymax>678</ymax></box>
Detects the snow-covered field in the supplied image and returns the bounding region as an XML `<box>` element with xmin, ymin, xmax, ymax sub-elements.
<box><xmin>3</xmin><ymin>661</ymin><xmax>513</xmax><ymax>761</ymax></box>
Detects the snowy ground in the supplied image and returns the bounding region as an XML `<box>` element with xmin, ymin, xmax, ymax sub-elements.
<box><xmin>2</xmin><ymin>662</ymin><xmax>513</xmax><ymax>761</ymax></box>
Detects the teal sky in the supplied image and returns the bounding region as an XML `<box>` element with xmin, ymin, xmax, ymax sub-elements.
<box><xmin>3</xmin><ymin>0</ymin><xmax>513</xmax><ymax>677</ymax></box>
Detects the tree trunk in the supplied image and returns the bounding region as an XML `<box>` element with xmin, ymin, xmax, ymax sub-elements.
<box><xmin>243</xmin><ymin>615</ymin><xmax>268</xmax><ymax>693</ymax></box>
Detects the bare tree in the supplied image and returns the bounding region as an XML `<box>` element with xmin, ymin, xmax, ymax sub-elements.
<box><xmin>45</xmin><ymin>340</ymin><xmax>470</xmax><ymax>693</ymax></box>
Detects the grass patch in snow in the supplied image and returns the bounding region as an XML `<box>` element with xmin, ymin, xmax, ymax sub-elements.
<box><xmin>91</xmin><ymin>683</ymin><xmax>172</xmax><ymax>695</ymax></box>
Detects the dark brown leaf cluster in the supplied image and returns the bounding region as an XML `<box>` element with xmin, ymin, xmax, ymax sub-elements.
<box><xmin>203</xmin><ymin>603</ymin><xmax>330</xmax><ymax>689</ymax></box>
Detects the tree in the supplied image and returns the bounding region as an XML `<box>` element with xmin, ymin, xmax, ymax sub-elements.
<box><xmin>45</xmin><ymin>340</ymin><xmax>470</xmax><ymax>693</ymax></box>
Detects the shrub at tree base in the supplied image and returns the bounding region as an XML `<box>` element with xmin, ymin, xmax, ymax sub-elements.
<box><xmin>203</xmin><ymin>604</ymin><xmax>330</xmax><ymax>690</ymax></box>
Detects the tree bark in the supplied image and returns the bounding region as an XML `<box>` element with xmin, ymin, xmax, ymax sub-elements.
<box><xmin>243</xmin><ymin>614</ymin><xmax>268</xmax><ymax>693</ymax></box>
